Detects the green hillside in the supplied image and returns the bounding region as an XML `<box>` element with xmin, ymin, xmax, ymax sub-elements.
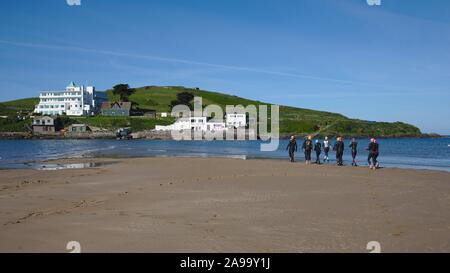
<box><xmin>105</xmin><ymin>85</ymin><xmax>422</xmax><ymax>137</ymax></box>
<box><xmin>0</xmin><ymin>98</ymin><xmax>38</xmax><ymax>132</ymax></box>
<box><xmin>0</xmin><ymin>98</ymin><xmax>39</xmax><ymax>116</ymax></box>
<box><xmin>0</xmin><ymin>85</ymin><xmax>423</xmax><ymax>137</ymax></box>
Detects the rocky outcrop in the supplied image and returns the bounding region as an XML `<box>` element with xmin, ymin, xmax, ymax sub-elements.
<box><xmin>131</xmin><ymin>130</ymin><xmax>172</xmax><ymax>140</ymax></box>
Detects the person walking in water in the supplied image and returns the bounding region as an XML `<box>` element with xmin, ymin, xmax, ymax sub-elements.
<box><xmin>323</xmin><ymin>136</ymin><xmax>330</xmax><ymax>163</ymax></box>
<box><xmin>349</xmin><ymin>138</ymin><xmax>358</xmax><ymax>166</ymax></box>
<box><xmin>286</xmin><ymin>135</ymin><xmax>298</xmax><ymax>163</ymax></box>
<box><xmin>367</xmin><ymin>138</ymin><xmax>379</xmax><ymax>170</ymax></box>
<box><xmin>302</xmin><ymin>136</ymin><xmax>313</xmax><ymax>165</ymax></box>
<box><xmin>314</xmin><ymin>139</ymin><xmax>322</xmax><ymax>164</ymax></box>
<box><xmin>333</xmin><ymin>136</ymin><xmax>344</xmax><ymax>166</ymax></box>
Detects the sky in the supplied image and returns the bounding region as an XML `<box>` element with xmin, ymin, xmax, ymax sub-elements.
<box><xmin>0</xmin><ymin>0</ymin><xmax>449</xmax><ymax>134</ymax></box>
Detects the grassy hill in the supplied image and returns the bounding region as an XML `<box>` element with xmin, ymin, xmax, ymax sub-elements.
<box><xmin>105</xmin><ymin>85</ymin><xmax>422</xmax><ymax>137</ymax></box>
<box><xmin>0</xmin><ymin>98</ymin><xmax>39</xmax><ymax>116</ymax></box>
<box><xmin>0</xmin><ymin>85</ymin><xmax>423</xmax><ymax>137</ymax></box>
<box><xmin>0</xmin><ymin>98</ymin><xmax>38</xmax><ymax>133</ymax></box>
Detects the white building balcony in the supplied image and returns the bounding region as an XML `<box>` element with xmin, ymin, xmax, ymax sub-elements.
<box><xmin>39</xmin><ymin>93</ymin><xmax>82</xmax><ymax>99</ymax></box>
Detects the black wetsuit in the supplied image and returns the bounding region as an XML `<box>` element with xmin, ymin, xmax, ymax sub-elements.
<box><xmin>314</xmin><ymin>142</ymin><xmax>322</xmax><ymax>164</ymax></box>
<box><xmin>286</xmin><ymin>139</ymin><xmax>298</xmax><ymax>162</ymax></box>
<box><xmin>349</xmin><ymin>141</ymin><xmax>358</xmax><ymax>165</ymax></box>
<box><xmin>334</xmin><ymin>140</ymin><xmax>344</xmax><ymax>166</ymax></box>
<box><xmin>368</xmin><ymin>142</ymin><xmax>379</xmax><ymax>167</ymax></box>
<box><xmin>302</xmin><ymin>139</ymin><xmax>313</xmax><ymax>161</ymax></box>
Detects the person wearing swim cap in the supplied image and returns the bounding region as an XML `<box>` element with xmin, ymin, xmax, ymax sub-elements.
<box><xmin>302</xmin><ymin>135</ymin><xmax>313</xmax><ymax>165</ymax></box>
<box><xmin>286</xmin><ymin>135</ymin><xmax>298</xmax><ymax>163</ymax></box>
<box><xmin>333</xmin><ymin>136</ymin><xmax>345</xmax><ymax>166</ymax></box>
<box><xmin>314</xmin><ymin>139</ymin><xmax>322</xmax><ymax>164</ymax></box>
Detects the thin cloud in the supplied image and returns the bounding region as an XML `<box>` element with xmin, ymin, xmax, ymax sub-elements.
<box><xmin>0</xmin><ymin>39</ymin><xmax>430</xmax><ymax>91</ymax></box>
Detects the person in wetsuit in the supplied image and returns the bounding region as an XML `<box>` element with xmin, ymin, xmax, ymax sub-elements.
<box><xmin>302</xmin><ymin>136</ymin><xmax>313</xmax><ymax>165</ymax></box>
<box><xmin>367</xmin><ymin>138</ymin><xmax>379</xmax><ymax>170</ymax></box>
<box><xmin>314</xmin><ymin>139</ymin><xmax>322</xmax><ymax>164</ymax></box>
<box><xmin>323</xmin><ymin>136</ymin><xmax>330</xmax><ymax>163</ymax></box>
<box><xmin>349</xmin><ymin>138</ymin><xmax>358</xmax><ymax>166</ymax></box>
<box><xmin>286</xmin><ymin>135</ymin><xmax>298</xmax><ymax>163</ymax></box>
<box><xmin>333</xmin><ymin>136</ymin><xmax>344</xmax><ymax>166</ymax></box>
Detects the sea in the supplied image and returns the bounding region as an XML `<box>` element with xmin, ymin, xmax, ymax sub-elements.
<box><xmin>0</xmin><ymin>138</ymin><xmax>449</xmax><ymax>172</ymax></box>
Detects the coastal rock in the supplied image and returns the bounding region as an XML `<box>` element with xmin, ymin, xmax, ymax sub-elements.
<box><xmin>131</xmin><ymin>130</ymin><xmax>172</xmax><ymax>140</ymax></box>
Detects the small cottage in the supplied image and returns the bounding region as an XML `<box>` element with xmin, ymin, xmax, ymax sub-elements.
<box><xmin>32</xmin><ymin>116</ymin><xmax>56</xmax><ymax>133</ymax></box>
<box><xmin>68</xmin><ymin>124</ymin><xmax>91</xmax><ymax>133</ymax></box>
<box><xmin>101</xmin><ymin>102</ymin><xmax>132</xmax><ymax>117</ymax></box>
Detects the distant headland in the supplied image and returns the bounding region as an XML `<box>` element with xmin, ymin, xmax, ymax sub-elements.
<box><xmin>0</xmin><ymin>83</ymin><xmax>438</xmax><ymax>140</ymax></box>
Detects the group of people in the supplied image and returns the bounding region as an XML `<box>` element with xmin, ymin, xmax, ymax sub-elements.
<box><xmin>286</xmin><ymin>135</ymin><xmax>380</xmax><ymax>170</ymax></box>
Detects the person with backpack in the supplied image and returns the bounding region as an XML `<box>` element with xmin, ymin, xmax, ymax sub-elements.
<box><xmin>333</xmin><ymin>136</ymin><xmax>345</xmax><ymax>166</ymax></box>
<box><xmin>367</xmin><ymin>138</ymin><xmax>379</xmax><ymax>170</ymax></box>
<box><xmin>302</xmin><ymin>136</ymin><xmax>313</xmax><ymax>165</ymax></box>
<box><xmin>349</xmin><ymin>138</ymin><xmax>358</xmax><ymax>166</ymax></box>
<box><xmin>286</xmin><ymin>135</ymin><xmax>298</xmax><ymax>163</ymax></box>
<box><xmin>314</xmin><ymin>139</ymin><xmax>322</xmax><ymax>164</ymax></box>
<box><xmin>323</xmin><ymin>136</ymin><xmax>331</xmax><ymax>163</ymax></box>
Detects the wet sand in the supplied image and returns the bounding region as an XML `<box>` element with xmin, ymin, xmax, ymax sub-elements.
<box><xmin>0</xmin><ymin>157</ymin><xmax>449</xmax><ymax>252</ymax></box>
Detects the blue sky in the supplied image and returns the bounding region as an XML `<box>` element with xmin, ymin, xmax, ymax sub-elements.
<box><xmin>0</xmin><ymin>0</ymin><xmax>449</xmax><ymax>134</ymax></box>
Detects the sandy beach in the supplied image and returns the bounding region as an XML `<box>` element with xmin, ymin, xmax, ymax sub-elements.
<box><xmin>0</xmin><ymin>157</ymin><xmax>449</xmax><ymax>253</ymax></box>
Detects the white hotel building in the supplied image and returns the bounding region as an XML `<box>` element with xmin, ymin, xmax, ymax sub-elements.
<box><xmin>155</xmin><ymin>113</ymin><xmax>246</xmax><ymax>132</ymax></box>
<box><xmin>34</xmin><ymin>82</ymin><xmax>97</xmax><ymax>116</ymax></box>
<box><xmin>156</xmin><ymin>116</ymin><xmax>227</xmax><ymax>132</ymax></box>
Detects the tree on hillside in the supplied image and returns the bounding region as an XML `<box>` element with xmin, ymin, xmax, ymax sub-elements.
<box><xmin>54</xmin><ymin>116</ymin><xmax>73</xmax><ymax>130</ymax></box>
<box><xmin>169</xmin><ymin>92</ymin><xmax>194</xmax><ymax>110</ymax></box>
<box><xmin>112</xmin><ymin>84</ymin><xmax>135</xmax><ymax>102</ymax></box>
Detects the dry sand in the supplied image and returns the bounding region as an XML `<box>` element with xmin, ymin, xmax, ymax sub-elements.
<box><xmin>0</xmin><ymin>157</ymin><xmax>449</xmax><ymax>253</ymax></box>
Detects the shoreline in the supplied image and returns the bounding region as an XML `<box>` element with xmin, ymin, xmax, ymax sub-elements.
<box><xmin>52</xmin><ymin>156</ymin><xmax>450</xmax><ymax>174</ymax></box>
<box><xmin>0</xmin><ymin>131</ymin><xmax>443</xmax><ymax>140</ymax></box>
<box><xmin>1</xmin><ymin>154</ymin><xmax>449</xmax><ymax>174</ymax></box>
<box><xmin>0</xmin><ymin>155</ymin><xmax>450</xmax><ymax>173</ymax></box>
<box><xmin>1</xmin><ymin>156</ymin><xmax>449</xmax><ymax>252</ymax></box>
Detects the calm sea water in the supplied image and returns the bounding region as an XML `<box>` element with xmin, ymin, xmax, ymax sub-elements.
<box><xmin>0</xmin><ymin>138</ymin><xmax>449</xmax><ymax>172</ymax></box>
